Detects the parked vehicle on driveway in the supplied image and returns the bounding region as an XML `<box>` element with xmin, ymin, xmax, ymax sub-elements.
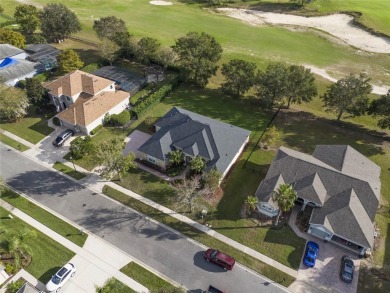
<box><xmin>204</xmin><ymin>248</ymin><xmax>235</xmax><ymax>271</ymax></box>
<box><xmin>303</xmin><ymin>241</ymin><xmax>319</xmax><ymax>267</ymax></box>
<box><xmin>340</xmin><ymin>256</ymin><xmax>355</xmax><ymax>283</ymax></box>
<box><xmin>52</xmin><ymin>129</ymin><xmax>74</xmax><ymax>147</ymax></box>
<box><xmin>46</xmin><ymin>262</ymin><xmax>76</xmax><ymax>292</ymax></box>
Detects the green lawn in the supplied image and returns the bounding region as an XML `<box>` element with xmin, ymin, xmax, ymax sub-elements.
<box><xmin>120</xmin><ymin>262</ymin><xmax>178</xmax><ymax>292</ymax></box>
<box><xmin>96</xmin><ymin>278</ymin><xmax>136</xmax><ymax>293</ymax></box>
<box><xmin>53</xmin><ymin>161</ymin><xmax>87</xmax><ymax>180</ymax></box>
<box><xmin>0</xmin><ymin>207</ymin><xmax>75</xmax><ymax>283</ymax></box>
<box><xmin>0</xmin><ymin>189</ymin><xmax>88</xmax><ymax>247</ymax></box>
<box><xmin>0</xmin><ymin>133</ymin><xmax>30</xmax><ymax>151</ymax></box>
<box><xmin>0</xmin><ymin>108</ymin><xmax>54</xmax><ymax>144</ymax></box>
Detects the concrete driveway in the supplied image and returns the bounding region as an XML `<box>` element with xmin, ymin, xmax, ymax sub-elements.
<box><xmin>289</xmin><ymin>207</ymin><xmax>360</xmax><ymax>293</ymax></box>
<box><xmin>123</xmin><ymin>130</ymin><xmax>151</xmax><ymax>156</ymax></box>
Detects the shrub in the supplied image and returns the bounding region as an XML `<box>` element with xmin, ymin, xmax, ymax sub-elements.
<box><xmin>17</xmin><ymin>80</ymin><xmax>26</xmax><ymax>89</ymax></box>
<box><xmin>132</xmin><ymin>76</ymin><xmax>180</xmax><ymax>118</ymax></box>
<box><xmin>52</xmin><ymin>116</ymin><xmax>61</xmax><ymax>126</ymax></box>
<box><xmin>90</xmin><ymin>124</ymin><xmax>103</xmax><ymax>135</ymax></box>
<box><xmin>109</xmin><ymin>110</ymin><xmax>131</xmax><ymax>126</ymax></box>
<box><xmin>34</xmin><ymin>71</ymin><xmax>50</xmax><ymax>82</ymax></box>
<box><xmin>130</xmin><ymin>83</ymin><xmax>154</xmax><ymax>106</ymax></box>
<box><xmin>4</xmin><ymin>263</ymin><xmax>15</xmax><ymax>275</ymax></box>
<box><xmin>6</xmin><ymin>279</ymin><xmax>25</xmax><ymax>293</ymax></box>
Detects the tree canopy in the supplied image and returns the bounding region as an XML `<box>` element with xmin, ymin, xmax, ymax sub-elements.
<box><xmin>168</xmin><ymin>150</ymin><xmax>184</xmax><ymax>166</ymax></box>
<box><xmin>57</xmin><ymin>49</ymin><xmax>84</xmax><ymax>73</ymax></box>
<box><xmin>14</xmin><ymin>4</ymin><xmax>41</xmax><ymax>34</ymax></box>
<box><xmin>221</xmin><ymin>59</ymin><xmax>257</xmax><ymax>98</ymax></box>
<box><xmin>321</xmin><ymin>73</ymin><xmax>372</xmax><ymax>120</ymax></box>
<box><xmin>0</xmin><ymin>84</ymin><xmax>29</xmax><ymax>122</ymax></box>
<box><xmin>98</xmin><ymin>38</ymin><xmax>120</xmax><ymax>66</ymax></box>
<box><xmin>190</xmin><ymin>156</ymin><xmax>206</xmax><ymax>173</ymax></box>
<box><xmin>0</xmin><ymin>28</ymin><xmax>26</xmax><ymax>49</ymax></box>
<box><xmin>136</xmin><ymin>37</ymin><xmax>161</xmax><ymax>65</ymax></box>
<box><xmin>40</xmin><ymin>3</ymin><xmax>81</xmax><ymax>42</ymax></box>
<box><xmin>285</xmin><ymin>65</ymin><xmax>317</xmax><ymax>108</ymax></box>
<box><xmin>25</xmin><ymin>77</ymin><xmax>51</xmax><ymax>113</ymax></box>
<box><xmin>368</xmin><ymin>90</ymin><xmax>390</xmax><ymax>129</ymax></box>
<box><xmin>93</xmin><ymin>16</ymin><xmax>130</xmax><ymax>45</ymax></box>
<box><xmin>172</xmin><ymin>32</ymin><xmax>222</xmax><ymax>87</ymax></box>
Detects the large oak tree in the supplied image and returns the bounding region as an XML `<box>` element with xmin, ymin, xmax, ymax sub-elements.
<box><xmin>14</xmin><ymin>4</ymin><xmax>40</xmax><ymax>34</ymax></box>
<box><xmin>321</xmin><ymin>73</ymin><xmax>372</xmax><ymax>120</ymax></box>
<box><xmin>368</xmin><ymin>90</ymin><xmax>390</xmax><ymax>129</ymax></box>
<box><xmin>172</xmin><ymin>32</ymin><xmax>222</xmax><ymax>87</ymax></box>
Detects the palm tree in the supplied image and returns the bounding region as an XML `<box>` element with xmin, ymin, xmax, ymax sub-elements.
<box><xmin>190</xmin><ymin>156</ymin><xmax>206</xmax><ymax>173</ymax></box>
<box><xmin>245</xmin><ymin>196</ymin><xmax>258</xmax><ymax>216</ymax></box>
<box><xmin>1</xmin><ymin>227</ymin><xmax>37</xmax><ymax>270</ymax></box>
<box><xmin>168</xmin><ymin>150</ymin><xmax>184</xmax><ymax>166</ymax></box>
<box><xmin>273</xmin><ymin>183</ymin><xmax>297</xmax><ymax>225</ymax></box>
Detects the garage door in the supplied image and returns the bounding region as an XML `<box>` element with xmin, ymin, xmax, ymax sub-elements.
<box><xmin>309</xmin><ymin>227</ymin><xmax>328</xmax><ymax>239</ymax></box>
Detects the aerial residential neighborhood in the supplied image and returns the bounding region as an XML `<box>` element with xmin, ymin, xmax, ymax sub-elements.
<box><xmin>0</xmin><ymin>1</ymin><xmax>389</xmax><ymax>293</ymax></box>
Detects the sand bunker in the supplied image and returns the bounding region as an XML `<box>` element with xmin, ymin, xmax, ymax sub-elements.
<box><xmin>150</xmin><ymin>1</ymin><xmax>173</xmax><ymax>5</ymax></box>
<box><xmin>218</xmin><ymin>8</ymin><xmax>390</xmax><ymax>54</ymax></box>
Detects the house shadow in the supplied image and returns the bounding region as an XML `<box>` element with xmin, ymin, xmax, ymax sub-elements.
<box><xmin>274</xmin><ymin>110</ymin><xmax>387</xmax><ymax>157</ymax></box>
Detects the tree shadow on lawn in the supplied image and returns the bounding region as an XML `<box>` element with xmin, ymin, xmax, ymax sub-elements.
<box><xmin>274</xmin><ymin>110</ymin><xmax>387</xmax><ymax>157</ymax></box>
<box><xmin>165</xmin><ymin>85</ymin><xmax>274</xmax><ymax>132</ymax></box>
<box><xmin>38</xmin><ymin>266</ymin><xmax>61</xmax><ymax>284</ymax></box>
<box><xmin>73</xmin><ymin>48</ymin><xmax>101</xmax><ymax>66</ymax></box>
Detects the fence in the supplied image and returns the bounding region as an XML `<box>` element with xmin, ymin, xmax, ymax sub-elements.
<box><xmin>243</xmin><ymin>105</ymin><xmax>283</xmax><ymax>170</ymax></box>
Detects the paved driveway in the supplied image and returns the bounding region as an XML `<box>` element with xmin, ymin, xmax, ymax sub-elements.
<box><xmin>289</xmin><ymin>208</ymin><xmax>360</xmax><ymax>293</ymax></box>
<box><xmin>123</xmin><ymin>130</ymin><xmax>151</xmax><ymax>156</ymax></box>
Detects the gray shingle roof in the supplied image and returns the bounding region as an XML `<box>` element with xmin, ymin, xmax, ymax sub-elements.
<box><xmin>0</xmin><ymin>58</ymin><xmax>40</xmax><ymax>83</ymax></box>
<box><xmin>0</xmin><ymin>44</ymin><xmax>24</xmax><ymax>60</ymax></box>
<box><xmin>256</xmin><ymin>145</ymin><xmax>381</xmax><ymax>248</ymax></box>
<box><xmin>138</xmin><ymin>107</ymin><xmax>250</xmax><ymax>174</ymax></box>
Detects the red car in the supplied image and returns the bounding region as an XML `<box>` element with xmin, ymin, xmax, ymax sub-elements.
<box><xmin>204</xmin><ymin>248</ymin><xmax>235</xmax><ymax>271</ymax></box>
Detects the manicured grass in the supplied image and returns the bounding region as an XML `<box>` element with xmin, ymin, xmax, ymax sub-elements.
<box><xmin>0</xmin><ymin>206</ymin><xmax>75</xmax><ymax>284</ymax></box>
<box><xmin>53</xmin><ymin>161</ymin><xmax>87</xmax><ymax>180</ymax></box>
<box><xmin>0</xmin><ymin>189</ymin><xmax>88</xmax><ymax>247</ymax></box>
<box><xmin>97</xmin><ymin>277</ymin><xmax>136</xmax><ymax>293</ymax></box>
<box><xmin>120</xmin><ymin>262</ymin><xmax>178</xmax><ymax>292</ymax></box>
<box><xmin>0</xmin><ymin>133</ymin><xmax>30</xmax><ymax>151</ymax></box>
<box><xmin>103</xmin><ymin>185</ymin><xmax>295</xmax><ymax>286</ymax></box>
<box><xmin>0</xmin><ymin>108</ymin><xmax>54</xmax><ymax>144</ymax></box>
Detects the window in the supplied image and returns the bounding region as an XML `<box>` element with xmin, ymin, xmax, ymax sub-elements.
<box><xmin>66</xmin><ymin>96</ymin><xmax>71</xmax><ymax>102</ymax></box>
<box><xmin>147</xmin><ymin>156</ymin><xmax>156</xmax><ymax>164</ymax></box>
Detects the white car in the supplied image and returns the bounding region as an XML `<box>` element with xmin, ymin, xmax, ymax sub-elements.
<box><xmin>46</xmin><ymin>263</ymin><xmax>76</xmax><ymax>292</ymax></box>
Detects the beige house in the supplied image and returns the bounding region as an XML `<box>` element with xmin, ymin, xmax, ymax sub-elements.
<box><xmin>45</xmin><ymin>70</ymin><xmax>130</xmax><ymax>134</ymax></box>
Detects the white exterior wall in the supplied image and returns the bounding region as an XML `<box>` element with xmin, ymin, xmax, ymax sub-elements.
<box><xmin>5</xmin><ymin>71</ymin><xmax>37</xmax><ymax>86</ymax></box>
<box><xmin>84</xmin><ymin>98</ymin><xmax>129</xmax><ymax>134</ymax></box>
<box><xmin>222</xmin><ymin>135</ymin><xmax>250</xmax><ymax>178</ymax></box>
<box><xmin>257</xmin><ymin>202</ymin><xmax>278</xmax><ymax>217</ymax></box>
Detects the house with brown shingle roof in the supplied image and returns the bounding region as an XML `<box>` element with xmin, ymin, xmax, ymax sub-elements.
<box><xmin>45</xmin><ymin>70</ymin><xmax>130</xmax><ymax>134</ymax></box>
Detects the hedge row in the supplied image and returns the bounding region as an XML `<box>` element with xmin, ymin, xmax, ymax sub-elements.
<box><xmin>130</xmin><ymin>83</ymin><xmax>154</xmax><ymax>106</ymax></box>
<box><xmin>132</xmin><ymin>77</ymin><xmax>180</xmax><ymax>118</ymax></box>
<box><xmin>110</xmin><ymin>110</ymin><xmax>131</xmax><ymax>126</ymax></box>
<box><xmin>90</xmin><ymin>124</ymin><xmax>103</xmax><ymax>135</ymax></box>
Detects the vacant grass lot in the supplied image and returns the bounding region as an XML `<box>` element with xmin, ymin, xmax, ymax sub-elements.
<box><xmin>0</xmin><ymin>189</ymin><xmax>88</xmax><ymax>247</ymax></box>
<box><xmin>121</xmin><ymin>262</ymin><xmax>178</xmax><ymax>292</ymax></box>
<box><xmin>0</xmin><ymin>108</ymin><xmax>54</xmax><ymax>144</ymax></box>
<box><xmin>103</xmin><ymin>185</ymin><xmax>295</xmax><ymax>286</ymax></box>
<box><xmin>0</xmin><ymin>207</ymin><xmax>75</xmax><ymax>283</ymax></box>
<box><xmin>0</xmin><ymin>133</ymin><xmax>30</xmax><ymax>151</ymax></box>
<box><xmin>53</xmin><ymin>161</ymin><xmax>87</xmax><ymax>180</ymax></box>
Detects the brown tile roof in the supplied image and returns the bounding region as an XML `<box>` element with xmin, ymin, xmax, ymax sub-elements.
<box><xmin>56</xmin><ymin>90</ymin><xmax>130</xmax><ymax>127</ymax></box>
<box><xmin>44</xmin><ymin>70</ymin><xmax>114</xmax><ymax>97</ymax></box>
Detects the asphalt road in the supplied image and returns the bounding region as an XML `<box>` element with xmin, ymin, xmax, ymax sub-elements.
<box><xmin>0</xmin><ymin>144</ymin><xmax>290</xmax><ymax>293</ymax></box>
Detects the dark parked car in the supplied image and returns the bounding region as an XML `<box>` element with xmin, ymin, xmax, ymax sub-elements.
<box><xmin>207</xmin><ymin>285</ymin><xmax>225</xmax><ymax>293</ymax></box>
<box><xmin>52</xmin><ymin>129</ymin><xmax>74</xmax><ymax>147</ymax></box>
<box><xmin>340</xmin><ymin>256</ymin><xmax>354</xmax><ymax>283</ymax></box>
<box><xmin>303</xmin><ymin>241</ymin><xmax>319</xmax><ymax>267</ymax></box>
<box><xmin>204</xmin><ymin>248</ymin><xmax>235</xmax><ymax>271</ymax></box>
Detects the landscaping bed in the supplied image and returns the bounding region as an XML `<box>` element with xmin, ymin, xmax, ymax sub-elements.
<box><xmin>0</xmin><ymin>207</ymin><xmax>75</xmax><ymax>284</ymax></box>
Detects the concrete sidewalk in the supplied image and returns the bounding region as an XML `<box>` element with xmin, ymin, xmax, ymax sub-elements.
<box><xmin>0</xmin><ymin>132</ymin><xmax>299</xmax><ymax>279</ymax></box>
<box><xmin>0</xmin><ymin>198</ymin><xmax>148</xmax><ymax>293</ymax></box>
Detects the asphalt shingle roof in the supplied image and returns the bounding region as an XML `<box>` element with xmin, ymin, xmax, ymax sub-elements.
<box><xmin>256</xmin><ymin>145</ymin><xmax>381</xmax><ymax>248</ymax></box>
<box><xmin>138</xmin><ymin>107</ymin><xmax>250</xmax><ymax>174</ymax></box>
<box><xmin>0</xmin><ymin>44</ymin><xmax>24</xmax><ymax>60</ymax></box>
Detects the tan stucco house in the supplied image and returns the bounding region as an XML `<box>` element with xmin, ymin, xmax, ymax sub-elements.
<box><xmin>45</xmin><ymin>70</ymin><xmax>130</xmax><ymax>134</ymax></box>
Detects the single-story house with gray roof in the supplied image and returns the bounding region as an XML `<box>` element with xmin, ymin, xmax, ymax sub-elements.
<box><xmin>255</xmin><ymin>145</ymin><xmax>381</xmax><ymax>255</ymax></box>
<box><xmin>137</xmin><ymin>107</ymin><xmax>251</xmax><ymax>177</ymax></box>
